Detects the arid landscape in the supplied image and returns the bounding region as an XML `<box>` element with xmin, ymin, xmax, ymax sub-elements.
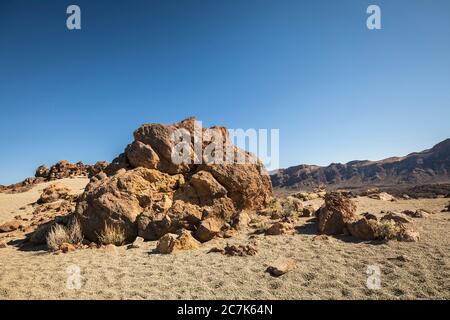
<box><xmin>1</xmin><ymin>118</ymin><xmax>449</xmax><ymax>300</ymax></box>
<box><xmin>0</xmin><ymin>177</ymin><xmax>449</xmax><ymax>299</ymax></box>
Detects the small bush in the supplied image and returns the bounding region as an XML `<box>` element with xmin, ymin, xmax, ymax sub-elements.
<box><xmin>98</xmin><ymin>223</ymin><xmax>125</xmax><ymax>246</ymax></box>
<box><xmin>375</xmin><ymin>220</ymin><xmax>402</xmax><ymax>240</ymax></box>
<box><xmin>46</xmin><ymin>224</ymin><xmax>70</xmax><ymax>251</ymax></box>
<box><xmin>67</xmin><ymin>218</ymin><xmax>84</xmax><ymax>244</ymax></box>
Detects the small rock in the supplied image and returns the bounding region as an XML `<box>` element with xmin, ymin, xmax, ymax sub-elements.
<box><xmin>89</xmin><ymin>242</ymin><xmax>98</xmax><ymax>249</ymax></box>
<box><xmin>207</xmin><ymin>247</ymin><xmax>225</xmax><ymax>254</ymax></box>
<box><xmin>0</xmin><ymin>241</ymin><xmax>8</xmax><ymax>248</ymax></box>
<box><xmin>195</xmin><ymin>218</ymin><xmax>222</xmax><ymax>242</ymax></box>
<box><xmin>381</xmin><ymin>212</ymin><xmax>412</xmax><ymax>224</ymax></box>
<box><xmin>224</xmin><ymin>243</ymin><xmax>257</xmax><ymax>256</ymax></box>
<box><xmin>104</xmin><ymin>244</ymin><xmax>117</xmax><ymax>254</ymax></box>
<box><xmin>0</xmin><ymin>221</ymin><xmax>21</xmax><ymax>233</ymax></box>
<box><xmin>312</xmin><ymin>235</ymin><xmax>329</xmax><ymax>241</ymax></box>
<box><xmin>302</xmin><ymin>205</ymin><xmax>317</xmax><ymax>217</ymax></box>
<box><xmin>400</xmin><ymin>229</ymin><xmax>420</xmax><ymax>242</ymax></box>
<box><xmin>222</xmin><ymin>229</ymin><xmax>237</xmax><ymax>238</ymax></box>
<box><xmin>265</xmin><ymin>222</ymin><xmax>294</xmax><ymax>236</ymax></box>
<box><xmin>156</xmin><ymin>230</ymin><xmax>200</xmax><ymax>254</ymax></box>
<box><xmin>131</xmin><ymin>236</ymin><xmax>144</xmax><ymax>248</ymax></box>
<box><xmin>362</xmin><ymin>212</ymin><xmax>378</xmax><ymax>221</ymax></box>
<box><xmin>60</xmin><ymin>243</ymin><xmax>76</xmax><ymax>253</ymax></box>
<box><xmin>266</xmin><ymin>258</ymin><xmax>297</xmax><ymax>277</ymax></box>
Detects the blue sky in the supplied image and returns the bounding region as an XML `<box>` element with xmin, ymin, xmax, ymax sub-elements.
<box><xmin>1</xmin><ymin>0</ymin><xmax>450</xmax><ymax>184</ymax></box>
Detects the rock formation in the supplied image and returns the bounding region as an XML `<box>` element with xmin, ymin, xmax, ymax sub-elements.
<box><xmin>317</xmin><ymin>192</ymin><xmax>356</xmax><ymax>235</ymax></box>
<box><xmin>76</xmin><ymin>118</ymin><xmax>272</xmax><ymax>243</ymax></box>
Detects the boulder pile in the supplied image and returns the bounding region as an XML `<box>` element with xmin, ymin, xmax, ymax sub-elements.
<box><xmin>76</xmin><ymin>118</ymin><xmax>272</xmax><ymax>244</ymax></box>
<box><xmin>0</xmin><ymin>161</ymin><xmax>109</xmax><ymax>194</ymax></box>
<box><xmin>316</xmin><ymin>192</ymin><xmax>420</xmax><ymax>242</ymax></box>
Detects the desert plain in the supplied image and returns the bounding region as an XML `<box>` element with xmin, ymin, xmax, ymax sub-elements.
<box><xmin>1</xmin><ymin>177</ymin><xmax>449</xmax><ymax>300</ymax></box>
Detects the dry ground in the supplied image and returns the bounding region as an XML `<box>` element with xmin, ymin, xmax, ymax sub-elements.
<box><xmin>0</xmin><ymin>179</ymin><xmax>449</xmax><ymax>300</ymax></box>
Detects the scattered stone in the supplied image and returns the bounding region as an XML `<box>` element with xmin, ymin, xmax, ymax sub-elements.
<box><xmin>222</xmin><ymin>229</ymin><xmax>237</xmax><ymax>238</ymax></box>
<box><xmin>317</xmin><ymin>192</ymin><xmax>356</xmax><ymax>235</ymax></box>
<box><xmin>156</xmin><ymin>229</ymin><xmax>200</xmax><ymax>254</ymax></box>
<box><xmin>224</xmin><ymin>243</ymin><xmax>257</xmax><ymax>256</ymax></box>
<box><xmin>207</xmin><ymin>247</ymin><xmax>225</xmax><ymax>254</ymax></box>
<box><xmin>232</xmin><ymin>211</ymin><xmax>251</xmax><ymax>231</ymax></box>
<box><xmin>302</xmin><ymin>205</ymin><xmax>317</xmax><ymax>217</ymax></box>
<box><xmin>266</xmin><ymin>258</ymin><xmax>297</xmax><ymax>277</ymax></box>
<box><xmin>89</xmin><ymin>242</ymin><xmax>98</xmax><ymax>249</ymax></box>
<box><xmin>0</xmin><ymin>221</ymin><xmax>22</xmax><ymax>233</ymax></box>
<box><xmin>347</xmin><ymin>218</ymin><xmax>378</xmax><ymax>241</ymax></box>
<box><xmin>403</xmin><ymin>209</ymin><xmax>429</xmax><ymax>218</ymax></box>
<box><xmin>283</xmin><ymin>196</ymin><xmax>304</xmax><ymax>213</ymax></box>
<box><xmin>388</xmin><ymin>255</ymin><xmax>410</xmax><ymax>262</ymax></box>
<box><xmin>401</xmin><ymin>194</ymin><xmax>411</xmax><ymax>200</ymax></box>
<box><xmin>60</xmin><ymin>243</ymin><xmax>76</xmax><ymax>253</ymax></box>
<box><xmin>362</xmin><ymin>212</ymin><xmax>378</xmax><ymax>221</ymax></box>
<box><xmin>195</xmin><ymin>218</ymin><xmax>222</xmax><ymax>242</ymax></box>
<box><xmin>400</xmin><ymin>229</ymin><xmax>420</xmax><ymax>242</ymax></box>
<box><xmin>131</xmin><ymin>236</ymin><xmax>145</xmax><ymax>248</ymax></box>
<box><xmin>368</xmin><ymin>192</ymin><xmax>396</xmax><ymax>201</ymax></box>
<box><xmin>265</xmin><ymin>222</ymin><xmax>294</xmax><ymax>236</ymax></box>
<box><xmin>104</xmin><ymin>244</ymin><xmax>118</xmax><ymax>254</ymax></box>
<box><xmin>381</xmin><ymin>212</ymin><xmax>412</xmax><ymax>224</ymax></box>
<box><xmin>312</xmin><ymin>235</ymin><xmax>329</xmax><ymax>241</ymax></box>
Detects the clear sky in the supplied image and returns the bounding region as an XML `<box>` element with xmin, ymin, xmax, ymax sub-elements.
<box><xmin>1</xmin><ymin>0</ymin><xmax>450</xmax><ymax>184</ymax></box>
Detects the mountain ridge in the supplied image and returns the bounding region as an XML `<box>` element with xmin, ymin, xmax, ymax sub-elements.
<box><xmin>271</xmin><ymin>139</ymin><xmax>450</xmax><ymax>189</ymax></box>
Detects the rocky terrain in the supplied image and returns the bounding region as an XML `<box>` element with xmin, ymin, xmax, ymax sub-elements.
<box><xmin>271</xmin><ymin>139</ymin><xmax>450</xmax><ymax>193</ymax></box>
<box><xmin>0</xmin><ymin>118</ymin><xmax>449</xmax><ymax>300</ymax></box>
<box><xmin>0</xmin><ymin>160</ymin><xmax>108</xmax><ymax>194</ymax></box>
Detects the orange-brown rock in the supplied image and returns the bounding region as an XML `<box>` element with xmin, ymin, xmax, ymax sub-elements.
<box><xmin>347</xmin><ymin>218</ymin><xmax>378</xmax><ymax>241</ymax></box>
<box><xmin>0</xmin><ymin>221</ymin><xmax>22</xmax><ymax>233</ymax></box>
<box><xmin>317</xmin><ymin>192</ymin><xmax>356</xmax><ymax>235</ymax></box>
<box><xmin>76</xmin><ymin>118</ymin><xmax>273</xmax><ymax>244</ymax></box>
<box><xmin>156</xmin><ymin>229</ymin><xmax>200</xmax><ymax>254</ymax></box>
<box><xmin>38</xmin><ymin>183</ymin><xmax>75</xmax><ymax>204</ymax></box>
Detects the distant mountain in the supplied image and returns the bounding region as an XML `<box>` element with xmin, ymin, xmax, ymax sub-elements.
<box><xmin>271</xmin><ymin>139</ymin><xmax>450</xmax><ymax>189</ymax></box>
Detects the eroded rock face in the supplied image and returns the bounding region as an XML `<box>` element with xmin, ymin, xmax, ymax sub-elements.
<box><xmin>76</xmin><ymin>118</ymin><xmax>273</xmax><ymax>243</ymax></box>
<box><xmin>317</xmin><ymin>192</ymin><xmax>356</xmax><ymax>235</ymax></box>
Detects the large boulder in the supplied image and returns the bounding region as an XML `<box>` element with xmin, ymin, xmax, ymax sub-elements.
<box><xmin>347</xmin><ymin>218</ymin><xmax>378</xmax><ymax>241</ymax></box>
<box><xmin>317</xmin><ymin>192</ymin><xmax>357</xmax><ymax>235</ymax></box>
<box><xmin>76</xmin><ymin>118</ymin><xmax>273</xmax><ymax>243</ymax></box>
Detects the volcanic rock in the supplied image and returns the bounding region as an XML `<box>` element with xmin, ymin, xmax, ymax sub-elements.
<box><xmin>317</xmin><ymin>192</ymin><xmax>356</xmax><ymax>235</ymax></box>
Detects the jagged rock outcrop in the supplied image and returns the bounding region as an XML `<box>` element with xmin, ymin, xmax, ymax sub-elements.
<box><xmin>76</xmin><ymin>118</ymin><xmax>272</xmax><ymax>243</ymax></box>
<box><xmin>317</xmin><ymin>192</ymin><xmax>357</xmax><ymax>235</ymax></box>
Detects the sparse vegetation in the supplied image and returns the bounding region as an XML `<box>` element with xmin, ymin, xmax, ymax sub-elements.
<box><xmin>375</xmin><ymin>220</ymin><xmax>402</xmax><ymax>240</ymax></box>
<box><xmin>67</xmin><ymin>218</ymin><xmax>84</xmax><ymax>244</ymax></box>
<box><xmin>98</xmin><ymin>223</ymin><xmax>125</xmax><ymax>246</ymax></box>
<box><xmin>46</xmin><ymin>224</ymin><xmax>70</xmax><ymax>251</ymax></box>
<box><xmin>45</xmin><ymin>218</ymin><xmax>84</xmax><ymax>251</ymax></box>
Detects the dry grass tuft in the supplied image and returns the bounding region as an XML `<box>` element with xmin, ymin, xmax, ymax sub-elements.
<box><xmin>45</xmin><ymin>218</ymin><xmax>84</xmax><ymax>251</ymax></box>
<box><xmin>46</xmin><ymin>224</ymin><xmax>70</xmax><ymax>251</ymax></box>
<box><xmin>98</xmin><ymin>223</ymin><xmax>125</xmax><ymax>246</ymax></box>
<box><xmin>67</xmin><ymin>218</ymin><xmax>84</xmax><ymax>244</ymax></box>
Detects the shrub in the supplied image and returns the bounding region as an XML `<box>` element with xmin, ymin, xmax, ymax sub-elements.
<box><xmin>98</xmin><ymin>223</ymin><xmax>125</xmax><ymax>246</ymax></box>
<box><xmin>67</xmin><ymin>218</ymin><xmax>84</xmax><ymax>244</ymax></box>
<box><xmin>46</xmin><ymin>224</ymin><xmax>70</xmax><ymax>251</ymax></box>
<box><xmin>375</xmin><ymin>220</ymin><xmax>402</xmax><ymax>240</ymax></box>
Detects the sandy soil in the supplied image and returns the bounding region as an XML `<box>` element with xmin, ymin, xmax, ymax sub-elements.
<box><xmin>0</xmin><ymin>181</ymin><xmax>449</xmax><ymax>300</ymax></box>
